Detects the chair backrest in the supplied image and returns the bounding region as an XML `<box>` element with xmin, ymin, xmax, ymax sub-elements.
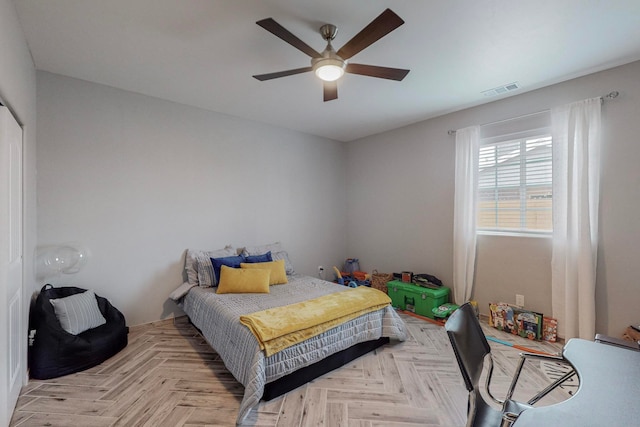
<box><xmin>445</xmin><ymin>302</ymin><xmax>492</xmax><ymax>392</ymax></box>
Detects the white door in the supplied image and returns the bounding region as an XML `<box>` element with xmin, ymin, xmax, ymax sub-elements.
<box><xmin>0</xmin><ymin>105</ymin><xmax>24</xmax><ymax>426</ymax></box>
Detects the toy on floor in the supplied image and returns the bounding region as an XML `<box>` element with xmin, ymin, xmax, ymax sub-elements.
<box><xmin>333</xmin><ymin>266</ymin><xmax>371</xmax><ymax>287</ymax></box>
<box><xmin>333</xmin><ymin>266</ymin><xmax>345</xmax><ymax>285</ymax></box>
<box><xmin>432</xmin><ymin>303</ymin><xmax>459</xmax><ymax>319</ymax></box>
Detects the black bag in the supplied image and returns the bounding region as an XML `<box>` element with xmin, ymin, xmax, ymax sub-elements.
<box><xmin>412</xmin><ymin>273</ymin><xmax>443</xmax><ymax>289</ymax></box>
<box><xmin>29</xmin><ymin>284</ymin><xmax>128</xmax><ymax>379</ymax></box>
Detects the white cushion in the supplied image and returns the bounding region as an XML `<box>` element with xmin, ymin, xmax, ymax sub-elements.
<box><xmin>49</xmin><ymin>290</ymin><xmax>107</xmax><ymax>335</ymax></box>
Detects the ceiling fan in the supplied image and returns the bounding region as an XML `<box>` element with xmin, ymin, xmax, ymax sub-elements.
<box><xmin>252</xmin><ymin>8</ymin><xmax>410</xmax><ymax>102</ymax></box>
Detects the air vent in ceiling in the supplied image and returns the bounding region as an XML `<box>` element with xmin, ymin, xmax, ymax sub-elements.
<box><xmin>482</xmin><ymin>82</ymin><xmax>520</xmax><ymax>97</ymax></box>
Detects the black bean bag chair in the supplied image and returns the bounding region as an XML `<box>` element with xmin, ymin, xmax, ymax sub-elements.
<box><xmin>29</xmin><ymin>284</ymin><xmax>128</xmax><ymax>379</ymax></box>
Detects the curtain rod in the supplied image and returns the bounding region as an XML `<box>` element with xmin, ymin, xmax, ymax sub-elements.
<box><xmin>447</xmin><ymin>91</ymin><xmax>619</xmax><ymax>135</ymax></box>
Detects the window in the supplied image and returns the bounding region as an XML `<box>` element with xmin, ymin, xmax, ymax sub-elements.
<box><xmin>477</xmin><ymin>128</ymin><xmax>552</xmax><ymax>234</ymax></box>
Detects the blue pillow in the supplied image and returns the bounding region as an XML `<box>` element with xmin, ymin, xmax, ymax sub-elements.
<box><xmin>244</xmin><ymin>251</ymin><xmax>272</xmax><ymax>263</ymax></box>
<box><xmin>210</xmin><ymin>255</ymin><xmax>246</xmax><ymax>285</ymax></box>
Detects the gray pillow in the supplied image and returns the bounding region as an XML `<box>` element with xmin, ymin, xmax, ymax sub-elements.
<box><xmin>241</xmin><ymin>242</ymin><xmax>295</xmax><ymax>275</ymax></box>
<box><xmin>242</xmin><ymin>242</ymin><xmax>283</xmax><ymax>255</ymax></box>
<box><xmin>49</xmin><ymin>290</ymin><xmax>107</xmax><ymax>335</ymax></box>
<box><xmin>270</xmin><ymin>250</ymin><xmax>295</xmax><ymax>275</ymax></box>
<box><xmin>184</xmin><ymin>246</ymin><xmax>236</xmax><ymax>287</ymax></box>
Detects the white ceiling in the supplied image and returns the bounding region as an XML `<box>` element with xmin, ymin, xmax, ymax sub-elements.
<box><xmin>13</xmin><ymin>0</ymin><xmax>640</xmax><ymax>141</ymax></box>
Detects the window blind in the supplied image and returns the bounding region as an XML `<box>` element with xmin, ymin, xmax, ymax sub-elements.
<box><xmin>478</xmin><ymin>131</ymin><xmax>552</xmax><ymax>233</ymax></box>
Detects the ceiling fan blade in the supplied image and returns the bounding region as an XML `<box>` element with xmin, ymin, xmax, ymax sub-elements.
<box><xmin>257</xmin><ymin>18</ymin><xmax>321</xmax><ymax>58</ymax></box>
<box><xmin>253</xmin><ymin>67</ymin><xmax>313</xmax><ymax>81</ymax></box>
<box><xmin>323</xmin><ymin>81</ymin><xmax>338</xmax><ymax>102</ymax></box>
<box><xmin>336</xmin><ymin>9</ymin><xmax>404</xmax><ymax>60</ymax></box>
<box><xmin>345</xmin><ymin>63</ymin><xmax>410</xmax><ymax>81</ymax></box>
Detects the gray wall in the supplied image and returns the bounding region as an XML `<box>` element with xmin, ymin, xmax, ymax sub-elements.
<box><xmin>347</xmin><ymin>60</ymin><xmax>640</xmax><ymax>337</ymax></box>
<box><xmin>36</xmin><ymin>72</ymin><xmax>348</xmax><ymax>326</ymax></box>
<box><xmin>32</xmin><ymin>56</ymin><xmax>640</xmax><ymax>335</ymax></box>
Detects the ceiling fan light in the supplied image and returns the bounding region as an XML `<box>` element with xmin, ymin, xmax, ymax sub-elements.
<box><xmin>316</xmin><ymin>65</ymin><xmax>344</xmax><ymax>81</ymax></box>
<box><xmin>313</xmin><ymin>58</ymin><xmax>345</xmax><ymax>81</ymax></box>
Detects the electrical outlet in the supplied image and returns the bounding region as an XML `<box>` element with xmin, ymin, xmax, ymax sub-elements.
<box><xmin>318</xmin><ymin>266</ymin><xmax>324</xmax><ymax>274</ymax></box>
<box><xmin>515</xmin><ymin>294</ymin><xmax>525</xmax><ymax>307</ymax></box>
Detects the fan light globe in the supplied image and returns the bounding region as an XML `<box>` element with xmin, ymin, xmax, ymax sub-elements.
<box><xmin>314</xmin><ymin>59</ymin><xmax>345</xmax><ymax>82</ymax></box>
<box><xmin>43</xmin><ymin>244</ymin><xmax>89</xmax><ymax>275</ymax></box>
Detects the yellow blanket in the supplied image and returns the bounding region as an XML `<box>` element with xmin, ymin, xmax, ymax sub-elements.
<box><xmin>239</xmin><ymin>286</ymin><xmax>391</xmax><ymax>356</ymax></box>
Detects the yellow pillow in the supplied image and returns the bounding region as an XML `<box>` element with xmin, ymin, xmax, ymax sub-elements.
<box><xmin>216</xmin><ymin>265</ymin><xmax>270</xmax><ymax>294</ymax></box>
<box><xmin>240</xmin><ymin>259</ymin><xmax>288</xmax><ymax>285</ymax></box>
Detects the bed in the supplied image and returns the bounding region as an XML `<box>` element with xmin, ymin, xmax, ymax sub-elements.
<box><xmin>176</xmin><ymin>273</ymin><xmax>407</xmax><ymax>424</ymax></box>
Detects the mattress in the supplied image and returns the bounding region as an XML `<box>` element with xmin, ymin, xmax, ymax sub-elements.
<box><xmin>180</xmin><ymin>274</ymin><xmax>407</xmax><ymax>424</ymax></box>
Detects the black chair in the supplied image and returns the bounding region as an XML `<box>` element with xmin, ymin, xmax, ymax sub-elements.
<box><xmin>29</xmin><ymin>285</ymin><xmax>128</xmax><ymax>379</ymax></box>
<box><xmin>445</xmin><ymin>302</ymin><xmax>575</xmax><ymax>427</ymax></box>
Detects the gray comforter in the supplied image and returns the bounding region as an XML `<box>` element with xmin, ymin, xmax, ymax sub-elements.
<box><xmin>180</xmin><ymin>275</ymin><xmax>407</xmax><ymax>424</ymax></box>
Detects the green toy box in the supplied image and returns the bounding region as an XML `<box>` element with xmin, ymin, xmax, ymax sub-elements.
<box><xmin>386</xmin><ymin>280</ymin><xmax>450</xmax><ymax>319</ymax></box>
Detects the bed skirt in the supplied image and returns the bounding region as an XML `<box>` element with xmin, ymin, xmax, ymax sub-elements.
<box><xmin>262</xmin><ymin>336</ymin><xmax>390</xmax><ymax>400</ymax></box>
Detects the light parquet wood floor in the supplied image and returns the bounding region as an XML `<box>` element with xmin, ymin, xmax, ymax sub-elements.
<box><xmin>10</xmin><ymin>312</ymin><xmax>571</xmax><ymax>427</ymax></box>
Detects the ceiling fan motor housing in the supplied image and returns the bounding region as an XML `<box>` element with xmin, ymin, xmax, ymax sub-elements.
<box><xmin>319</xmin><ymin>24</ymin><xmax>338</xmax><ymax>41</ymax></box>
<box><xmin>311</xmin><ymin>32</ymin><xmax>346</xmax><ymax>82</ymax></box>
<box><xmin>312</xmin><ymin>24</ymin><xmax>346</xmax><ymax>82</ymax></box>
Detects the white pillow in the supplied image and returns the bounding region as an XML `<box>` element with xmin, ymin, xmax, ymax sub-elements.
<box><xmin>49</xmin><ymin>290</ymin><xmax>107</xmax><ymax>335</ymax></box>
<box><xmin>184</xmin><ymin>246</ymin><xmax>236</xmax><ymax>287</ymax></box>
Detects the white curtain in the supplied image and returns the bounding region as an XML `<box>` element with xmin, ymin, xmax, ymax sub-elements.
<box><xmin>551</xmin><ymin>98</ymin><xmax>601</xmax><ymax>340</ymax></box>
<box><xmin>453</xmin><ymin>126</ymin><xmax>480</xmax><ymax>304</ymax></box>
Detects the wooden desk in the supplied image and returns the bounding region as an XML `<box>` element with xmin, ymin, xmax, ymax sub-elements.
<box><xmin>513</xmin><ymin>338</ymin><xmax>640</xmax><ymax>426</ymax></box>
